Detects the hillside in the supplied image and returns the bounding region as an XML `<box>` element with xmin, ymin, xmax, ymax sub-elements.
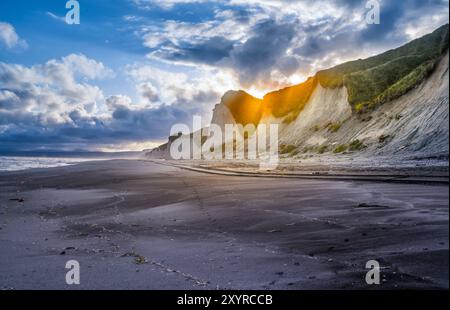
<box><xmin>148</xmin><ymin>24</ymin><xmax>449</xmax><ymax>163</ymax></box>
<box><xmin>211</xmin><ymin>24</ymin><xmax>449</xmax><ymax>161</ymax></box>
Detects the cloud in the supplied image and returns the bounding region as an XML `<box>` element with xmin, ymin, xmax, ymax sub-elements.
<box><xmin>0</xmin><ymin>96</ymin><xmax>204</xmax><ymax>152</ymax></box>
<box><xmin>0</xmin><ymin>90</ymin><xmax>20</xmax><ymax>109</ymax></box>
<box><xmin>0</xmin><ymin>22</ymin><xmax>28</xmax><ymax>50</ymax></box>
<box><xmin>137</xmin><ymin>82</ymin><xmax>160</xmax><ymax>104</ymax></box>
<box><xmin>125</xmin><ymin>64</ymin><xmax>225</xmax><ymax>110</ymax></box>
<box><xmin>227</xmin><ymin>19</ymin><xmax>298</xmax><ymax>87</ymax></box>
<box><xmin>123</xmin><ymin>15</ymin><xmax>144</xmax><ymax>22</ymax></box>
<box><xmin>46</xmin><ymin>12</ymin><xmax>66</xmax><ymax>23</ymax></box>
<box><xmin>151</xmin><ymin>36</ymin><xmax>235</xmax><ymax>65</ymax></box>
<box><xmin>140</xmin><ymin>2</ymin><xmax>349</xmax><ymax>86</ymax></box>
<box><xmin>105</xmin><ymin>95</ymin><xmax>133</xmax><ymax>110</ymax></box>
<box><xmin>137</xmin><ymin>0</ymin><xmax>448</xmax><ymax>89</ymax></box>
<box><xmin>0</xmin><ymin>55</ymin><xmax>226</xmax><ymax>151</ymax></box>
<box><xmin>62</xmin><ymin>54</ymin><xmax>115</xmax><ymax>80</ymax></box>
<box><xmin>132</xmin><ymin>0</ymin><xmax>210</xmax><ymax>10</ymax></box>
<box><xmin>0</xmin><ymin>54</ymin><xmax>114</xmax><ymax>118</ymax></box>
<box><xmin>0</xmin><ymin>54</ymin><xmax>115</xmax><ymax>150</ymax></box>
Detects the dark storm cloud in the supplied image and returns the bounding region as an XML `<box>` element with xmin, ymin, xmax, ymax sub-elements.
<box><xmin>0</xmin><ymin>102</ymin><xmax>197</xmax><ymax>151</ymax></box>
<box><xmin>152</xmin><ymin>36</ymin><xmax>235</xmax><ymax>64</ymax></box>
<box><xmin>137</xmin><ymin>83</ymin><xmax>160</xmax><ymax>103</ymax></box>
<box><xmin>228</xmin><ymin>19</ymin><xmax>299</xmax><ymax>85</ymax></box>
<box><xmin>148</xmin><ymin>17</ymin><xmax>301</xmax><ymax>85</ymax></box>
<box><xmin>359</xmin><ymin>0</ymin><xmax>409</xmax><ymax>43</ymax></box>
<box><xmin>108</xmin><ymin>103</ymin><xmax>196</xmax><ymax>139</ymax></box>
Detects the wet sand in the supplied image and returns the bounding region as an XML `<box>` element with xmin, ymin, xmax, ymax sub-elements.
<box><xmin>0</xmin><ymin>159</ymin><xmax>448</xmax><ymax>289</ymax></box>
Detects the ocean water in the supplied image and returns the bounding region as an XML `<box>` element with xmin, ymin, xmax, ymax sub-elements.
<box><xmin>0</xmin><ymin>156</ymin><xmax>103</xmax><ymax>172</ymax></box>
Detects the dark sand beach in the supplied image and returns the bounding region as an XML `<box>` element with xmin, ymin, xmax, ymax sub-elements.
<box><xmin>0</xmin><ymin>159</ymin><xmax>448</xmax><ymax>289</ymax></box>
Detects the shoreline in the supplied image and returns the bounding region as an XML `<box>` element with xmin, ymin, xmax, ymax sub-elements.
<box><xmin>149</xmin><ymin>159</ymin><xmax>449</xmax><ymax>185</ymax></box>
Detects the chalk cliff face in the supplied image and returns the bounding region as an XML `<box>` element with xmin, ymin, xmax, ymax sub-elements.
<box><xmin>150</xmin><ymin>25</ymin><xmax>449</xmax><ymax>162</ymax></box>
<box><xmin>210</xmin><ymin>101</ymin><xmax>236</xmax><ymax>131</ymax></box>
<box><xmin>207</xmin><ymin>24</ymin><xmax>449</xmax><ymax>161</ymax></box>
<box><xmin>265</xmin><ymin>51</ymin><xmax>448</xmax><ymax>160</ymax></box>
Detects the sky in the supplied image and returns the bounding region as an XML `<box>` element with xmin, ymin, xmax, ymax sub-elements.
<box><xmin>0</xmin><ymin>0</ymin><xmax>448</xmax><ymax>152</ymax></box>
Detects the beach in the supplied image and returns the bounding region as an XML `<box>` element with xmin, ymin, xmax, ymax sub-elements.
<box><xmin>0</xmin><ymin>159</ymin><xmax>448</xmax><ymax>289</ymax></box>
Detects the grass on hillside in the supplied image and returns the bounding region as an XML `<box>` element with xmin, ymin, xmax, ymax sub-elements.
<box><xmin>317</xmin><ymin>24</ymin><xmax>449</xmax><ymax>112</ymax></box>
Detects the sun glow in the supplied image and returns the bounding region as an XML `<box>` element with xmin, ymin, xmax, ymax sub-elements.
<box><xmin>98</xmin><ymin>141</ymin><xmax>165</xmax><ymax>152</ymax></box>
<box><xmin>246</xmin><ymin>87</ymin><xmax>267</xmax><ymax>99</ymax></box>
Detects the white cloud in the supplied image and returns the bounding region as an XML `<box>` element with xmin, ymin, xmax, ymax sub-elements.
<box><xmin>0</xmin><ymin>22</ymin><xmax>27</xmax><ymax>49</ymax></box>
<box><xmin>0</xmin><ymin>54</ymin><xmax>114</xmax><ymax>118</ymax></box>
<box><xmin>132</xmin><ymin>0</ymin><xmax>210</xmax><ymax>10</ymax></box>
<box><xmin>106</xmin><ymin>95</ymin><xmax>133</xmax><ymax>110</ymax></box>
<box><xmin>62</xmin><ymin>54</ymin><xmax>115</xmax><ymax>80</ymax></box>
<box><xmin>125</xmin><ymin>63</ymin><xmax>239</xmax><ymax>123</ymax></box>
<box><xmin>0</xmin><ymin>90</ymin><xmax>20</xmax><ymax>109</ymax></box>
<box><xmin>402</xmin><ymin>11</ymin><xmax>449</xmax><ymax>40</ymax></box>
<box><xmin>46</xmin><ymin>12</ymin><xmax>66</xmax><ymax>23</ymax></box>
<box><xmin>123</xmin><ymin>15</ymin><xmax>143</xmax><ymax>22</ymax></box>
<box><xmin>140</xmin><ymin>9</ymin><xmax>263</xmax><ymax>51</ymax></box>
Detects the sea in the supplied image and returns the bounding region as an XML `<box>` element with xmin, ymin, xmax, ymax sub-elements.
<box><xmin>0</xmin><ymin>156</ymin><xmax>104</xmax><ymax>172</ymax></box>
<box><xmin>0</xmin><ymin>152</ymin><xmax>142</xmax><ymax>172</ymax></box>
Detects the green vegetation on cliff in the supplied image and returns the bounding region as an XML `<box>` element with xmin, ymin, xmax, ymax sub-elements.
<box><xmin>317</xmin><ymin>24</ymin><xmax>449</xmax><ymax>112</ymax></box>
